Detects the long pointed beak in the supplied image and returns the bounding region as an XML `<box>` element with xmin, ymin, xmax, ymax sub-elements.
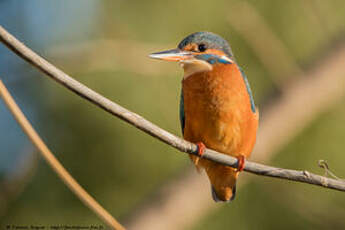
<box><xmin>149</xmin><ymin>48</ymin><xmax>193</xmax><ymax>62</ymax></box>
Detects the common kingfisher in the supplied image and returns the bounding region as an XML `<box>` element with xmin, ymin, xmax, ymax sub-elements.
<box><xmin>150</xmin><ymin>32</ymin><xmax>259</xmax><ymax>202</ymax></box>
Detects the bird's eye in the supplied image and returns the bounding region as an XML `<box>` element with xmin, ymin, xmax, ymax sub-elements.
<box><xmin>198</xmin><ymin>44</ymin><xmax>207</xmax><ymax>52</ymax></box>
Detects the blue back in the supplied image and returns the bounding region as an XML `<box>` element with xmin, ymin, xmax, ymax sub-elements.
<box><xmin>239</xmin><ymin>68</ymin><xmax>256</xmax><ymax>113</ymax></box>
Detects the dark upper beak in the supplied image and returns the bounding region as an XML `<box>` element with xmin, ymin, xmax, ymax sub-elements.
<box><xmin>149</xmin><ymin>48</ymin><xmax>194</xmax><ymax>62</ymax></box>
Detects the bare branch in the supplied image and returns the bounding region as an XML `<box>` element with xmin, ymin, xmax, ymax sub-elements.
<box><xmin>318</xmin><ymin>160</ymin><xmax>345</xmax><ymax>181</ymax></box>
<box><xmin>0</xmin><ymin>24</ymin><xmax>344</xmax><ymax>196</ymax></box>
<box><xmin>0</xmin><ymin>80</ymin><xmax>125</xmax><ymax>230</ymax></box>
<box><xmin>126</xmin><ymin>37</ymin><xmax>345</xmax><ymax>230</ymax></box>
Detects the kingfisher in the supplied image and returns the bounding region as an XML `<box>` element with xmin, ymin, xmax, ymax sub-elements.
<box><xmin>149</xmin><ymin>32</ymin><xmax>259</xmax><ymax>202</ymax></box>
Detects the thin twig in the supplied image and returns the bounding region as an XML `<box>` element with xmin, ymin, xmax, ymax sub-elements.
<box><xmin>318</xmin><ymin>160</ymin><xmax>345</xmax><ymax>181</ymax></box>
<box><xmin>0</xmin><ymin>25</ymin><xmax>344</xmax><ymax>192</ymax></box>
<box><xmin>0</xmin><ymin>80</ymin><xmax>125</xmax><ymax>230</ymax></box>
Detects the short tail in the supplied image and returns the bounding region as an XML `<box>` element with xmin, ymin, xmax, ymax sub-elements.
<box><xmin>205</xmin><ymin>162</ymin><xmax>238</xmax><ymax>202</ymax></box>
<box><xmin>212</xmin><ymin>185</ymin><xmax>236</xmax><ymax>202</ymax></box>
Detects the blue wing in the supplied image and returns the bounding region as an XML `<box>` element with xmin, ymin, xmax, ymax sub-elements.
<box><xmin>239</xmin><ymin>68</ymin><xmax>256</xmax><ymax>113</ymax></box>
<box><xmin>179</xmin><ymin>89</ymin><xmax>185</xmax><ymax>134</ymax></box>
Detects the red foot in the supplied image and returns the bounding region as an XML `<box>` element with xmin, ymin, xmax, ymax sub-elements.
<box><xmin>237</xmin><ymin>155</ymin><xmax>246</xmax><ymax>172</ymax></box>
<box><xmin>196</xmin><ymin>142</ymin><xmax>206</xmax><ymax>157</ymax></box>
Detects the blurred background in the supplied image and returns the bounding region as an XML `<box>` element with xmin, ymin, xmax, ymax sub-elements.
<box><xmin>1</xmin><ymin>0</ymin><xmax>345</xmax><ymax>229</ymax></box>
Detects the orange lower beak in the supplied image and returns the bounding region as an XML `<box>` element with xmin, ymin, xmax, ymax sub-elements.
<box><xmin>149</xmin><ymin>49</ymin><xmax>193</xmax><ymax>62</ymax></box>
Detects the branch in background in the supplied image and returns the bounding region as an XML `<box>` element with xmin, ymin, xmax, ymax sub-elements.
<box><xmin>228</xmin><ymin>1</ymin><xmax>304</xmax><ymax>87</ymax></box>
<box><xmin>0</xmin><ymin>80</ymin><xmax>125</xmax><ymax>230</ymax></box>
<box><xmin>303</xmin><ymin>0</ymin><xmax>334</xmax><ymax>35</ymax></box>
<box><xmin>126</xmin><ymin>38</ymin><xmax>345</xmax><ymax>230</ymax></box>
<box><xmin>1</xmin><ymin>25</ymin><xmax>345</xmax><ymax>190</ymax></box>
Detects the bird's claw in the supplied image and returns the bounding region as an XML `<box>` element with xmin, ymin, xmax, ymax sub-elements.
<box><xmin>196</xmin><ymin>142</ymin><xmax>206</xmax><ymax>157</ymax></box>
<box><xmin>236</xmin><ymin>155</ymin><xmax>246</xmax><ymax>172</ymax></box>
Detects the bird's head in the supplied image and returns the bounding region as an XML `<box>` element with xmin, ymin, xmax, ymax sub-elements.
<box><xmin>149</xmin><ymin>32</ymin><xmax>234</xmax><ymax>77</ymax></box>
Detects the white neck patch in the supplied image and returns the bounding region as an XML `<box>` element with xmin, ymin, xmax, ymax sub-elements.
<box><xmin>179</xmin><ymin>59</ymin><xmax>213</xmax><ymax>79</ymax></box>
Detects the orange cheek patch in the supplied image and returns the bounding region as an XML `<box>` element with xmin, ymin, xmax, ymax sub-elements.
<box><xmin>183</xmin><ymin>43</ymin><xmax>198</xmax><ymax>52</ymax></box>
<box><xmin>204</xmin><ymin>49</ymin><xmax>226</xmax><ymax>56</ymax></box>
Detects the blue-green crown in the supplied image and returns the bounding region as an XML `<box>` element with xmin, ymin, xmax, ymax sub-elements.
<box><xmin>178</xmin><ymin>31</ymin><xmax>233</xmax><ymax>57</ymax></box>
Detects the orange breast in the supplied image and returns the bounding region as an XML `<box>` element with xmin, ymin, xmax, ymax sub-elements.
<box><xmin>182</xmin><ymin>63</ymin><xmax>258</xmax><ymax>161</ymax></box>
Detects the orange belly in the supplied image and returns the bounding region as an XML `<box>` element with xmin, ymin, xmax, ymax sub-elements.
<box><xmin>183</xmin><ymin>63</ymin><xmax>258</xmax><ymax>160</ymax></box>
<box><xmin>182</xmin><ymin>63</ymin><xmax>258</xmax><ymax>201</ymax></box>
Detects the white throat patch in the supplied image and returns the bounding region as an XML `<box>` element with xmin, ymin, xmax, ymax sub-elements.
<box><xmin>179</xmin><ymin>59</ymin><xmax>213</xmax><ymax>79</ymax></box>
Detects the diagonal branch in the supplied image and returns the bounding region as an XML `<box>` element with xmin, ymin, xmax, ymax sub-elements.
<box><xmin>0</xmin><ymin>25</ymin><xmax>344</xmax><ymax>193</ymax></box>
<box><xmin>126</xmin><ymin>38</ymin><xmax>345</xmax><ymax>230</ymax></box>
<box><xmin>0</xmin><ymin>80</ymin><xmax>125</xmax><ymax>230</ymax></box>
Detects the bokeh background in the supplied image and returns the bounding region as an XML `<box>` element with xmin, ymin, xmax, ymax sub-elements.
<box><xmin>1</xmin><ymin>0</ymin><xmax>345</xmax><ymax>229</ymax></box>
